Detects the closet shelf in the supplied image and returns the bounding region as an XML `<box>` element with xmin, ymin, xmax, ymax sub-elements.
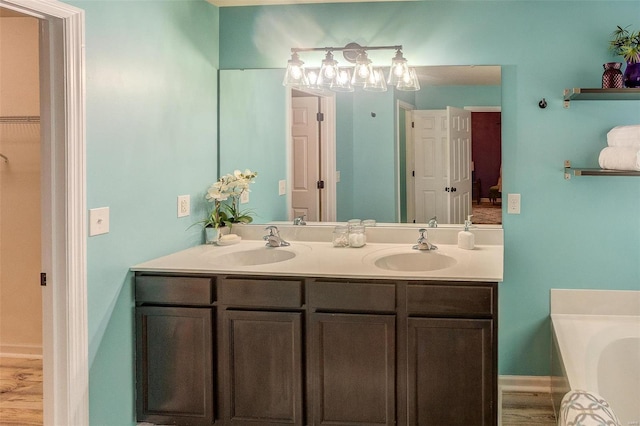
<box><xmin>564</xmin><ymin>160</ymin><xmax>640</xmax><ymax>179</ymax></box>
<box><xmin>563</xmin><ymin>88</ymin><xmax>640</xmax><ymax>107</ymax></box>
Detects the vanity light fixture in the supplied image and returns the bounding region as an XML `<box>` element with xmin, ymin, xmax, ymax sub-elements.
<box><xmin>283</xmin><ymin>43</ymin><xmax>420</xmax><ymax>92</ymax></box>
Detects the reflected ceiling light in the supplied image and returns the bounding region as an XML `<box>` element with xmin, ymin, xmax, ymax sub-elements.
<box><xmin>283</xmin><ymin>43</ymin><xmax>419</xmax><ymax>93</ymax></box>
<box><xmin>396</xmin><ymin>68</ymin><xmax>421</xmax><ymax>91</ymax></box>
<box><xmin>331</xmin><ymin>68</ymin><xmax>355</xmax><ymax>92</ymax></box>
<box><xmin>363</xmin><ymin>68</ymin><xmax>388</xmax><ymax>92</ymax></box>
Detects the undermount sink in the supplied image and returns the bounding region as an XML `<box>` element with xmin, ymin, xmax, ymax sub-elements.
<box><xmin>210</xmin><ymin>248</ymin><xmax>297</xmax><ymax>267</ymax></box>
<box><xmin>373</xmin><ymin>251</ymin><xmax>457</xmax><ymax>272</ymax></box>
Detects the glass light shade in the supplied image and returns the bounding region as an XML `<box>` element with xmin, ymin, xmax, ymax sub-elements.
<box><xmin>388</xmin><ymin>50</ymin><xmax>409</xmax><ymax>85</ymax></box>
<box><xmin>396</xmin><ymin>67</ymin><xmax>421</xmax><ymax>91</ymax></box>
<box><xmin>305</xmin><ymin>68</ymin><xmax>323</xmax><ymax>90</ymax></box>
<box><xmin>330</xmin><ymin>68</ymin><xmax>354</xmax><ymax>92</ymax></box>
<box><xmin>363</xmin><ymin>68</ymin><xmax>388</xmax><ymax>92</ymax></box>
<box><xmin>351</xmin><ymin>52</ymin><xmax>373</xmax><ymax>86</ymax></box>
<box><xmin>283</xmin><ymin>52</ymin><xmax>308</xmax><ymax>87</ymax></box>
<box><xmin>317</xmin><ymin>51</ymin><xmax>339</xmax><ymax>87</ymax></box>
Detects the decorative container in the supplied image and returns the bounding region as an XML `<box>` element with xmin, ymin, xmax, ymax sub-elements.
<box><xmin>602</xmin><ymin>62</ymin><xmax>623</xmax><ymax>88</ymax></box>
<box><xmin>623</xmin><ymin>61</ymin><xmax>640</xmax><ymax>88</ymax></box>
<box><xmin>348</xmin><ymin>225</ymin><xmax>366</xmax><ymax>248</ymax></box>
<box><xmin>205</xmin><ymin>226</ymin><xmax>226</xmax><ymax>244</ymax></box>
<box><xmin>332</xmin><ymin>226</ymin><xmax>350</xmax><ymax>247</ymax></box>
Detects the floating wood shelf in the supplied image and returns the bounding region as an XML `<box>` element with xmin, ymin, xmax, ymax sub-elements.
<box><xmin>563</xmin><ymin>88</ymin><xmax>640</xmax><ymax>107</ymax></box>
<box><xmin>564</xmin><ymin>160</ymin><xmax>640</xmax><ymax>179</ymax></box>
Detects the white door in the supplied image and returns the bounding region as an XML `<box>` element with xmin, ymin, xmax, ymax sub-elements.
<box><xmin>291</xmin><ymin>97</ymin><xmax>320</xmax><ymax>221</ymax></box>
<box><xmin>446</xmin><ymin>106</ymin><xmax>472</xmax><ymax>224</ymax></box>
<box><xmin>412</xmin><ymin>110</ymin><xmax>448</xmax><ymax>224</ymax></box>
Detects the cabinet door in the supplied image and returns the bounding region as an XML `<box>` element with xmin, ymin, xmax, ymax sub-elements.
<box><xmin>407</xmin><ymin>318</ymin><xmax>494</xmax><ymax>426</ymax></box>
<box><xmin>222</xmin><ymin>310</ymin><xmax>304</xmax><ymax>425</ymax></box>
<box><xmin>310</xmin><ymin>313</ymin><xmax>396</xmax><ymax>426</ymax></box>
<box><xmin>136</xmin><ymin>306</ymin><xmax>214</xmax><ymax>426</ymax></box>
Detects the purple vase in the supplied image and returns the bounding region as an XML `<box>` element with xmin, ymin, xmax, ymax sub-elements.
<box><xmin>623</xmin><ymin>61</ymin><xmax>640</xmax><ymax>88</ymax></box>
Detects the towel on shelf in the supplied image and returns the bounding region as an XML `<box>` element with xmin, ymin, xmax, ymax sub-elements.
<box><xmin>607</xmin><ymin>124</ymin><xmax>640</xmax><ymax>148</ymax></box>
<box><xmin>598</xmin><ymin>146</ymin><xmax>640</xmax><ymax>171</ymax></box>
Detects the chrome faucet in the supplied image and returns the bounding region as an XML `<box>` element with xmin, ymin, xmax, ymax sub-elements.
<box><xmin>263</xmin><ymin>226</ymin><xmax>290</xmax><ymax>247</ymax></box>
<box><xmin>428</xmin><ymin>216</ymin><xmax>438</xmax><ymax>228</ymax></box>
<box><xmin>293</xmin><ymin>215</ymin><xmax>306</xmax><ymax>225</ymax></box>
<box><xmin>413</xmin><ymin>228</ymin><xmax>437</xmax><ymax>251</ymax></box>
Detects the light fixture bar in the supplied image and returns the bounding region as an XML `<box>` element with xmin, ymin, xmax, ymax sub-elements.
<box><xmin>291</xmin><ymin>44</ymin><xmax>403</xmax><ymax>54</ymax></box>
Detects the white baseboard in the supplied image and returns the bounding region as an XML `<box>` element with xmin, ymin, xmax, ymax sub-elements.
<box><xmin>0</xmin><ymin>343</ymin><xmax>43</xmax><ymax>358</ymax></box>
<box><xmin>499</xmin><ymin>375</ymin><xmax>552</xmax><ymax>393</ymax></box>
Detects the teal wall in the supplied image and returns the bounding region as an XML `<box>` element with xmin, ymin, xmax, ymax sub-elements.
<box><xmin>69</xmin><ymin>1</ymin><xmax>219</xmax><ymax>424</ymax></box>
<box><xmin>219</xmin><ymin>69</ymin><xmax>288</xmax><ymax>223</ymax></box>
<box><xmin>219</xmin><ymin>0</ymin><xmax>640</xmax><ymax>379</ymax></box>
<box><xmin>416</xmin><ymin>84</ymin><xmax>501</xmax><ymax>109</ymax></box>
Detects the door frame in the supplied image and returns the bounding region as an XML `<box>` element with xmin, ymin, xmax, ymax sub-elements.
<box><xmin>0</xmin><ymin>1</ymin><xmax>87</xmax><ymax>425</ymax></box>
<box><xmin>395</xmin><ymin>100</ymin><xmax>414</xmax><ymax>223</ymax></box>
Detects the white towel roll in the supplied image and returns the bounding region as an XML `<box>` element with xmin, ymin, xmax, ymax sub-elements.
<box><xmin>607</xmin><ymin>125</ymin><xmax>640</xmax><ymax>147</ymax></box>
<box><xmin>598</xmin><ymin>146</ymin><xmax>640</xmax><ymax>171</ymax></box>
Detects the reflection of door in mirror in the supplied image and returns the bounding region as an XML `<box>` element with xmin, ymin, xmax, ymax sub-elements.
<box><xmin>290</xmin><ymin>90</ymin><xmax>336</xmax><ymax>222</ymax></box>
<box><xmin>409</xmin><ymin>107</ymin><xmax>472</xmax><ymax>225</ymax></box>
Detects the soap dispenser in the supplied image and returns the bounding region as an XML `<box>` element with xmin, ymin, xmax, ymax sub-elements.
<box><xmin>458</xmin><ymin>215</ymin><xmax>475</xmax><ymax>250</ymax></box>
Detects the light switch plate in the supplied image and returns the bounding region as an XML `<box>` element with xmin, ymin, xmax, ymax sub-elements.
<box><xmin>278</xmin><ymin>180</ymin><xmax>286</xmax><ymax>196</ymax></box>
<box><xmin>507</xmin><ymin>193</ymin><xmax>521</xmax><ymax>214</ymax></box>
<box><xmin>240</xmin><ymin>191</ymin><xmax>249</xmax><ymax>204</ymax></box>
<box><xmin>89</xmin><ymin>207</ymin><xmax>109</xmax><ymax>236</ymax></box>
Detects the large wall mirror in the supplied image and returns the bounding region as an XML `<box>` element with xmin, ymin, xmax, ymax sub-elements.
<box><xmin>219</xmin><ymin>65</ymin><xmax>501</xmax><ymax>226</ymax></box>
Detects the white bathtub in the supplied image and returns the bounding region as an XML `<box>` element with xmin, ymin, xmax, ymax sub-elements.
<box><xmin>550</xmin><ymin>289</ymin><xmax>640</xmax><ymax>426</ymax></box>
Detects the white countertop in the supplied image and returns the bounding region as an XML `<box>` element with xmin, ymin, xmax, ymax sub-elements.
<box><xmin>131</xmin><ymin>224</ymin><xmax>504</xmax><ymax>282</ymax></box>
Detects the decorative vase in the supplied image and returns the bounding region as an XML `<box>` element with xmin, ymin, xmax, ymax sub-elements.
<box><xmin>204</xmin><ymin>227</ymin><xmax>222</xmax><ymax>244</ymax></box>
<box><xmin>623</xmin><ymin>61</ymin><xmax>640</xmax><ymax>88</ymax></box>
<box><xmin>602</xmin><ymin>62</ymin><xmax>623</xmax><ymax>88</ymax></box>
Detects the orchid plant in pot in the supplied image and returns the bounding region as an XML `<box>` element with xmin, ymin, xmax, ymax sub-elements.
<box><xmin>201</xmin><ymin>169</ymin><xmax>258</xmax><ymax>243</ymax></box>
<box><xmin>609</xmin><ymin>25</ymin><xmax>640</xmax><ymax>87</ymax></box>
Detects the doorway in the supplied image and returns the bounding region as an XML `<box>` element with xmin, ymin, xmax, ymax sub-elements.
<box><xmin>289</xmin><ymin>89</ymin><xmax>336</xmax><ymax>222</ymax></box>
<box><xmin>0</xmin><ymin>0</ymin><xmax>87</xmax><ymax>424</ymax></box>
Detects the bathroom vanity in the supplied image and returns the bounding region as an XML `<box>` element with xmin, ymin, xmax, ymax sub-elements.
<box><xmin>132</xmin><ymin>225</ymin><xmax>503</xmax><ymax>426</ymax></box>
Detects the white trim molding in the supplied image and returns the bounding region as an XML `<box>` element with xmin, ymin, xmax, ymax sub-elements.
<box><xmin>499</xmin><ymin>375</ymin><xmax>552</xmax><ymax>393</ymax></box>
<box><xmin>0</xmin><ymin>1</ymin><xmax>87</xmax><ymax>425</ymax></box>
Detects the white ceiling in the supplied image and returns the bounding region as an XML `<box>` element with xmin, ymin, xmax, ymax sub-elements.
<box><xmin>208</xmin><ymin>0</ymin><xmax>413</xmax><ymax>6</ymax></box>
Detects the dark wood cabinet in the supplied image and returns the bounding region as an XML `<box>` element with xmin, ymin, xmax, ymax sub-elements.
<box><xmin>221</xmin><ymin>310</ymin><xmax>304</xmax><ymax>425</ymax></box>
<box><xmin>309</xmin><ymin>313</ymin><xmax>396</xmax><ymax>426</ymax></box>
<box><xmin>134</xmin><ymin>274</ymin><xmax>498</xmax><ymax>426</ymax></box>
<box><xmin>407</xmin><ymin>318</ymin><xmax>494</xmax><ymax>426</ymax></box>
<box><xmin>136</xmin><ymin>306</ymin><xmax>214</xmax><ymax>426</ymax></box>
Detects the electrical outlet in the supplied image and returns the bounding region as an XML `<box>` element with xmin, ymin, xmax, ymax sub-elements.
<box><xmin>89</xmin><ymin>207</ymin><xmax>109</xmax><ymax>236</ymax></box>
<box><xmin>278</xmin><ymin>180</ymin><xmax>286</xmax><ymax>196</ymax></box>
<box><xmin>177</xmin><ymin>195</ymin><xmax>190</xmax><ymax>217</ymax></box>
<box><xmin>507</xmin><ymin>193</ymin><xmax>521</xmax><ymax>214</ymax></box>
<box><xmin>240</xmin><ymin>191</ymin><xmax>249</xmax><ymax>204</ymax></box>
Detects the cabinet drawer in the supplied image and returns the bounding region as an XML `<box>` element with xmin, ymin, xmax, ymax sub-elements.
<box><xmin>407</xmin><ymin>283</ymin><xmax>494</xmax><ymax>317</ymax></box>
<box><xmin>135</xmin><ymin>275</ymin><xmax>214</xmax><ymax>305</ymax></box>
<box><xmin>309</xmin><ymin>280</ymin><xmax>396</xmax><ymax>312</ymax></box>
<box><xmin>219</xmin><ymin>277</ymin><xmax>303</xmax><ymax>308</ymax></box>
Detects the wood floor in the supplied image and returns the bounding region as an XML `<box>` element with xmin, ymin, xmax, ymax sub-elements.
<box><xmin>1</xmin><ymin>356</ymin><xmax>556</xmax><ymax>425</ymax></box>
<box><xmin>0</xmin><ymin>357</ymin><xmax>42</xmax><ymax>426</ymax></box>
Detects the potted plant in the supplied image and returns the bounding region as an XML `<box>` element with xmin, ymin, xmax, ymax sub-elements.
<box><xmin>609</xmin><ymin>25</ymin><xmax>640</xmax><ymax>87</ymax></box>
<box><xmin>198</xmin><ymin>169</ymin><xmax>258</xmax><ymax>244</ymax></box>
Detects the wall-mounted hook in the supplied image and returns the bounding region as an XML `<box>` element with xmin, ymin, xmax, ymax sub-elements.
<box><xmin>538</xmin><ymin>98</ymin><xmax>547</xmax><ymax>109</ymax></box>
